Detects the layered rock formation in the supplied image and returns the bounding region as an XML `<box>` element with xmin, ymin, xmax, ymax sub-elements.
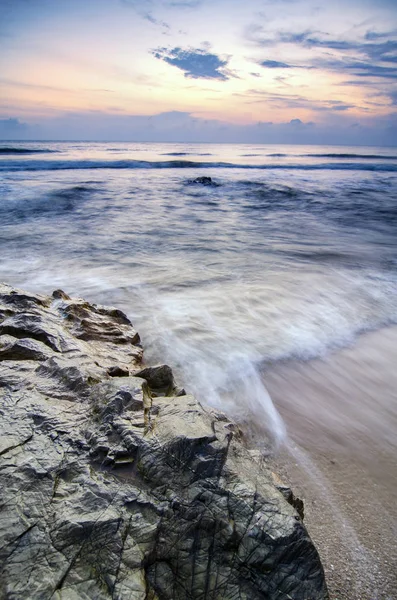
<box><xmin>0</xmin><ymin>283</ymin><xmax>328</xmax><ymax>599</ymax></box>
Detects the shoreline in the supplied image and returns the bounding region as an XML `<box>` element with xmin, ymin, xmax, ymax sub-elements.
<box><xmin>265</xmin><ymin>325</ymin><xmax>397</xmax><ymax>599</ymax></box>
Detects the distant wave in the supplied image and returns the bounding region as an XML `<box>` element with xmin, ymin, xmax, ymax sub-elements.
<box><xmin>305</xmin><ymin>153</ymin><xmax>397</xmax><ymax>160</ymax></box>
<box><xmin>0</xmin><ymin>147</ymin><xmax>58</xmax><ymax>154</ymax></box>
<box><xmin>161</xmin><ymin>152</ymin><xmax>213</xmax><ymax>156</ymax></box>
<box><xmin>265</xmin><ymin>152</ymin><xmax>397</xmax><ymax>160</ymax></box>
<box><xmin>1</xmin><ymin>158</ymin><xmax>397</xmax><ymax>172</ymax></box>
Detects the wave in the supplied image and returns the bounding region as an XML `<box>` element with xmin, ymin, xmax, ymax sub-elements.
<box><xmin>0</xmin><ymin>185</ymin><xmax>97</xmax><ymax>225</ymax></box>
<box><xmin>1</xmin><ymin>158</ymin><xmax>397</xmax><ymax>172</ymax></box>
<box><xmin>264</xmin><ymin>152</ymin><xmax>397</xmax><ymax>160</ymax></box>
<box><xmin>161</xmin><ymin>152</ymin><xmax>213</xmax><ymax>156</ymax></box>
<box><xmin>305</xmin><ymin>153</ymin><xmax>397</xmax><ymax>160</ymax></box>
<box><xmin>0</xmin><ymin>147</ymin><xmax>58</xmax><ymax>154</ymax></box>
<box><xmin>161</xmin><ymin>152</ymin><xmax>190</xmax><ymax>156</ymax></box>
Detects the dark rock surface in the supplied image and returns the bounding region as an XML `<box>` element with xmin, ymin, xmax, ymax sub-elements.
<box><xmin>0</xmin><ymin>282</ymin><xmax>328</xmax><ymax>600</ymax></box>
<box><xmin>188</xmin><ymin>176</ymin><xmax>218</xmax><ymax>186</ymax></box>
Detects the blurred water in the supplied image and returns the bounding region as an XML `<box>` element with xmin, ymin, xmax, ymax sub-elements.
<box><xmin>1</xmin><ymin>141</ymin><xmax>397</xmax><ymax>447</ymax></box>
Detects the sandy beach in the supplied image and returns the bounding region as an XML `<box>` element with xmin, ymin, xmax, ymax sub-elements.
<box><xmin>265</xmin><ymin>326</ymin><xmax>397</xmax><ymax>599</ymax></box>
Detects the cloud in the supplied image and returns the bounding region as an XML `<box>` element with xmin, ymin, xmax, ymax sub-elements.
<box><xmin>364</xmin><ymin>30</ymin><xmax>397</xmax><ymax>41</ymax></box>
<box><xmin>340</xmin><ymin>63</ymin><xmax>397</xmax><ymax>79</ymax></box>
<box><xmin>247</xmin><ymin>24</ymin><xmax>397</xmax><ymax>81</ymax></box>
<box><xmin>120</xmin><ymin>0</ymin><xmax>170</xmax><ymax>29</ymax></box>
<box><xmin>166</xmin><ymin>0</ymin><xmax>203</xmax><ymax>7</ymax></box>
<box><xmin>0</xmin><ymin>117</ymin><xmax>28</xmax><ymax>137</ymax></box>
<box><xmin>390</xmin><ymin>90</ymin><xmax>397</xmax><ymax>105</ymax></box>
<box><xmin>143</xmin><ymin>13</ymin><xmax>170</xmax><ymax>29</ymax></box>
<box><xmin>243</xmin><ymin>89</ymin><xmax>355</xmax><ymax>113</ymax></box>
<box><xmin>260</xmin><ymin>59</ymin><xmax>291</xmax><ymax>68</ymax></box>
<box><xmin>2</xmin><ymin>109</ymin><xmax>396</xmax><ymax>146</ymax></box>
<box><xmin>152</xmin><ymin>47</ymin><xmax>230</xmax><ymax>80</ymax></box>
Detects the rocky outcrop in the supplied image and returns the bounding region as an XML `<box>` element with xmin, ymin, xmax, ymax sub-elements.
<box><xmin>0</xmin><ymin>283</ymin><xmax>328</xmax><ymax>600</ymax></box>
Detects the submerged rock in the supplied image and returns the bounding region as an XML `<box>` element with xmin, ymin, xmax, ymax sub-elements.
<box><xmin>0</xmin><ymin>282</ymin><xmax>328</xmax><ymax>599</ymax></box>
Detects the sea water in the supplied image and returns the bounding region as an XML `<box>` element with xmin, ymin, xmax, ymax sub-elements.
<box><xmin>1</xmin><ymin>141</ymin><xmax>397</xmax><ymax>448</ymax></box>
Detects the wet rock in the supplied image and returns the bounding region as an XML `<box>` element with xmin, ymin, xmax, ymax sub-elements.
<box><xmin>134</xmin><ymin>364</ymin><xmax>177</xmax><ymax>396</ymax></box>
<box><xmin>0</xmin><ymin>282</ymin><xmax>328</xmax><ymax>600</ymax></box>
<box><xmin>0</xmin><ymin>336</ymin><xmax>52</xmax><ymax>361</ymax></box>
<box><xmin>189</xmin><ymin>176</ymin><xmax>216</xmax><ymax>186</ymax></box>
<box><xmin>52</xmin><ymin>289</ymin><xmax>71</xmax><ymax>300</ymax></box>
<box><xmin>108</xmin><ymin>365</ymin><xmax>130</xmax><ymax>377</ymax></box>
<box><xmin>272</xmin><ymin>472</ymin><xmax>305</xmax><ymax>520</ymax></box>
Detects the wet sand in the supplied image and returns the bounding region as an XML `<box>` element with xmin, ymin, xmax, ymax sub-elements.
<box><xmin>264</xmin><ymin>326</ymin><xmax>397</xmax><ymax>600</ymax></box>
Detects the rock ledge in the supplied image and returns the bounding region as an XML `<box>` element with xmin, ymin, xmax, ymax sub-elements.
<box><xmin>0</xmin><ymin>283</ymin><xmax>328</xmax><ymax>599</ymax></box>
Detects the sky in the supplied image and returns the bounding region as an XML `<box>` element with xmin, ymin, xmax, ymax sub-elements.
<box><xmin>0</xmin><ymin>0</ymin><xmax>396</xmax><ymax>144</ymax></box>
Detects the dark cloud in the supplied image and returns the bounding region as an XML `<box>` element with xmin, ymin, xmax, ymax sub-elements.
<box><xmin>364</xmin><ymin>30</ymin><xmax>397</xmax><ymax>41</ymax></box>
<box><xmin>341</xmin><ymin>62</ymin><xmax>397</xmax><ymax>79</ymax></box>
<box><xmin>313</xmin><ymin>56</ymin><xmax>397</xmax><ymax>80</ymax></box>
<box><xmin>152</xmin><ymin>47</ymin><xmax>230</xmax><ymax>80</ymax></box>
<box><xmin>260</xmin><ymin>59</ymin><xmax>291</xmax><ymax>68</ymax></box>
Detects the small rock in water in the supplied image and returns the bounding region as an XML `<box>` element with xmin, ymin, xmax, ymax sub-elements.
<box><xmin>189</xmin><ymin>176</ymin><xmax>214</xmax><ymax>185</ymax></box>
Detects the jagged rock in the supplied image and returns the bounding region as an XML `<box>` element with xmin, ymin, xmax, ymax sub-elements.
<box><xmin>272</xmin><ymin>472</ymin><xmax>305</xmax><ymax>520</ymax></box>
<box><xmin>0</xmin><ymin>282</ymin><xmax>328</xmax><ymax>600</ymax></box>
<box><xmin>108</xmin><ymin>365</ymin><xmax>130</xmax><ymax>377</ymax></box>
<box><xmin>134</xmin><ymin>364</ymin><xmax>178</xmax><ymax>397</ymax></box>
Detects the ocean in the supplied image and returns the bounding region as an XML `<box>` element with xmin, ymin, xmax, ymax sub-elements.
<box><xmin>1</xmin><ymin>141</ymin><xmax>397</xmax><ymax>596</ymax></box>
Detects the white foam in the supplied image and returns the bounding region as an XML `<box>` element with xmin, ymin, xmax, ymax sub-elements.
<box><xmin>3</xmin><ymin>259</ymin><xmax>397</xmax><ymax>447</ymax></box>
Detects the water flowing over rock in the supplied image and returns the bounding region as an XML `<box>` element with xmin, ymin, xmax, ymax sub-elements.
<box><xmin>0</xmin><ymin>282</ymin><xmax>328</xmax><ymax>600</ymax></box>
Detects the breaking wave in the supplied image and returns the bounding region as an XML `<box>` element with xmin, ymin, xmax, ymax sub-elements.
<box><xmin>0</xmin><ymin>146</ymin><xmax>58</xmax><ymax>154</ymax></box>
<box><xmin>1</xmin><ymin>158</ymin><xmax>397</xmax><ymax>172</ymax></box>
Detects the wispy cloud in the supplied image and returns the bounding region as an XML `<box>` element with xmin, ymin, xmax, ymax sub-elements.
<box><xmin>120</xmin><ymin>0</ymin><xmax>202</xmax><ymax>27</ymax></box>
<box><xmin>248</xmin><ymin>25</ymin><xmax>397</xmax><ymax>78</ymax></box>
<box><xmin>246</xmin><ymin>21</ymin><xmax>397</xmax><ymax>109</ymax></box>
<box><xmin>166</xmin><ymin>0</ymin><xmax>203</xmax><ymax>7</ymax></box>
<box><xmin>120</xmin><ymin>0</ymin><xmax>170</xmax><ymax>30</ymax></box>
<box><xmin>243</xmin><ymin>88</ymin><xmax>356</xmax><ymax>113</ymax></box>
<box><xmin>260</xmin><ymin>59</ymin><xmax>292</xmax><ymax>69</ymax></box>
<box><xmin>0</xmin><ymin>77</ymin><xmax>115</xmax><ymax>94</ymax></box>
<box><xmin>152</xmin><ymin>46</ymin><xmax>231</xmax><ymax>80</ymax></box>
<box><xmin>143</xmin><ymin>13</ymin><xmax>170</xmax><ymax>29</ymax></box>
